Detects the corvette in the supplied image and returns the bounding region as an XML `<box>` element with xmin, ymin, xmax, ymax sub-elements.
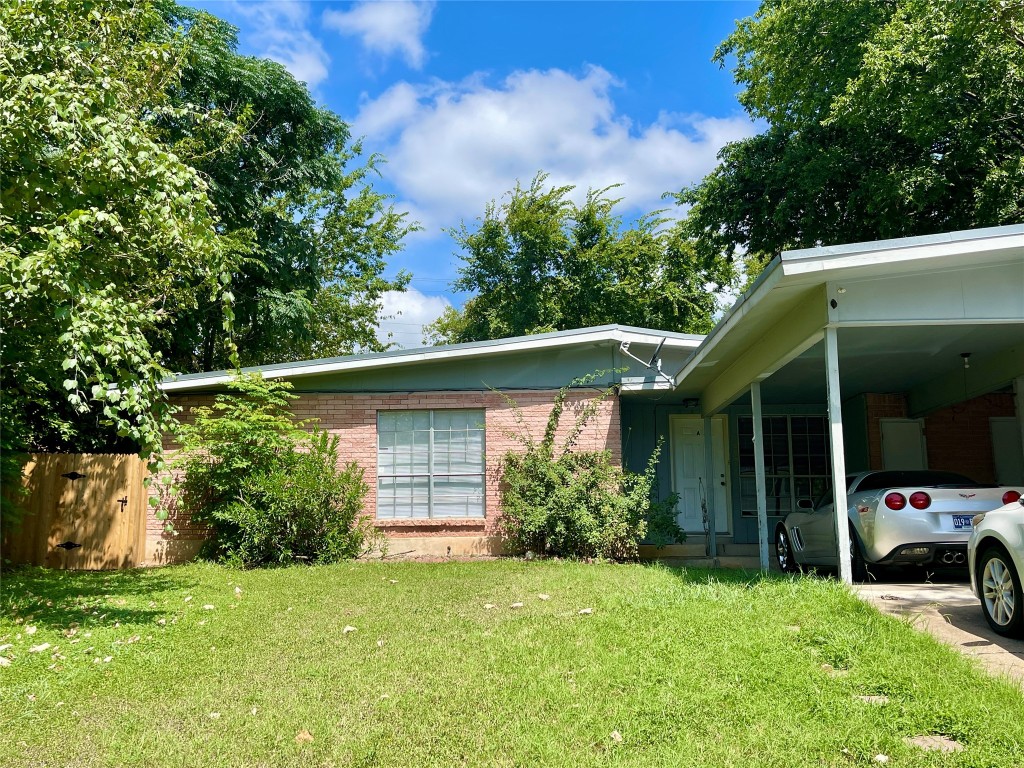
<box><xmin>775</xmin><ymin>470</ymin><xmax>1022</xmax><ymax>580</ymax></box>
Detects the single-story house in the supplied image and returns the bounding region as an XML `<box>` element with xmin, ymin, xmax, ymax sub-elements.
<box><xmin>151</xmin><ymin>224</ymin><xmax>1024</xmax><ymax>577</ymax></box>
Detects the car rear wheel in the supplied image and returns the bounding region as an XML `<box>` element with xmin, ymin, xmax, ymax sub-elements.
<box><xmin>775</xmin><ymin>525</ymin><xmax>797</xmax><ymax>573</ymax></box>
<box><xmin>978</xmin><ymin>547</ymin><xmax>1024</xmax><ymax>639</ymax></box>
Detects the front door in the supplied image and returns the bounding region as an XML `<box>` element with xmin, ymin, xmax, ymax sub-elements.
<box><xmin>991</xmin><ymin>417</ymin><xmax>1024</xmax><ymax>485</ymax></box>
<box><xmin>670</xmin><ymin>416</ymin><xmax>730</xmax><ymax>535</ymax></box>
<box><xmin>881</xmin><ymin>419</ymin><xmax>927</xmax><ymax>470</ymax></box>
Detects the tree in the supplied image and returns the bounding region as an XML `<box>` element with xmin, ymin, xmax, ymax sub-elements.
<box><xmin>0</xmin><ymin>0</ymin><xmax>233</xmax><ymax>496</ymax></box>
<box><xmin>678</xmin><ymin>0</ymin><xmax>1024</xmax><ymax>276</ymax></box>
<box><xmin>153</xmin><ymin>3</ymin><xmax>415</xmax><ymax>372</ymax></box>
<box><xmin>426</xmin><ymin>174</ymin><xmax>731</xmax><ymax>345</ymax></box>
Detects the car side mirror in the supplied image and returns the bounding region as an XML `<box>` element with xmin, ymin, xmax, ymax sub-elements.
<box><xmin>797</xmin><ymin>499</ymin><xmax>814</xmax><ymax>510</ymax></box>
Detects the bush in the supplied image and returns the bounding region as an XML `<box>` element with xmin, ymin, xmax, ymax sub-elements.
<box><xmin>498</xmin><ymin>382</ymin><xmax>682</xmax><ymax>560</ymax></box>
<box><xmin>173</xmin><ymin>373</ymin><xmax>381</xmax><ymax>567</ymax></box>
<box><xmin>203</xmin><ymin>431</ymin><xmax>374</xmax><ymax>566</ymax></box>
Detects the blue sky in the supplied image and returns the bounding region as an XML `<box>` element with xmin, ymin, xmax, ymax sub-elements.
<box><xmin>185</xmin><ymin>1</ymin><xmax>761</xmax><ymax>346</ymax></box>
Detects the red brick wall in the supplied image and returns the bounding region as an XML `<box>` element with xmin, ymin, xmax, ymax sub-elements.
<box><xmin>861</xmin><ymin>391</ymin><xmax>1014</xmax><ymax>482</ymax></box>
<box><xmin>923</xmin><ymin>393</ymin><xmax>1015</xmax><ymax>484</ymax></box>
<box><xmin>148</xmin><ymin>389</ymin><xmax>621</xmax><ymax>557</ymax></box>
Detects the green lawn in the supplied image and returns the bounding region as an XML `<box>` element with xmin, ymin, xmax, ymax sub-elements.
<box><xmin>1</xmin><ymin>561</ymin><xmax>1021</xmax><ymax>767</ymax></box>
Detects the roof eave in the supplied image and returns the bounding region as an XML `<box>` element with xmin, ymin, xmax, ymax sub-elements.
<box><xmin>160</xmin><ymin>325</ymin><xmax>704</xmax><ymax>393</ymax></box>
<box><xmin>670</xmin><ymin>223</ymin><xmax>1024</xmax><ymax>393</ymax></box>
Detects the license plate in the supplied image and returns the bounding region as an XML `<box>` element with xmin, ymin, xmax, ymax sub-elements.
<box><xmin>952</xmin><ymin>514</ymin><xmax>974</xmax><ymax>530</ymax></box>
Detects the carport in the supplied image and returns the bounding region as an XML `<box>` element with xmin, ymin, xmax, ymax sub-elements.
<box><xmin>669</xmin><ymin>224</ymin><xmax>1024</xmax><ymax>582</ymax></box>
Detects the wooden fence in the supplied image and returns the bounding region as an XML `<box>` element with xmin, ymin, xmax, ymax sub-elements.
<box><xmin>2</xmin><ymin>454</ymin><xmax>148</xmax><ymax>570</ymax></box>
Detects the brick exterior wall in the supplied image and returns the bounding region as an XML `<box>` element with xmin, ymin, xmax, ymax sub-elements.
<box><xmin>862</xmin><ymin>391</ymin><xmax>1014</xmax><ymax>482</ymax></box>
<box><xmin>864</xmin><ymin>393</ymin><xmax>909</xmax><ymax>470</ymax></box>
<box><xmin>923</xmin><ymin>393</ymin><xmax>1016</xmax><ymax>484</ymax></box>
<box><xmin>146</xmin><ymin>389</ymin><xmax>621</xmax><ymax>562</ymax></box>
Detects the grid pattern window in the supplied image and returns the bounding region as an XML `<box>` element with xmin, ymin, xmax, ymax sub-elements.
<box><xmin>738</xmin><ymin>416</ymin><xmax>830</xmax><ymax>517</ymax></box>
<box><xmin>377</xmin><ymin>410</ymin><xmax>485</xmax><ymax>519</ymax></box>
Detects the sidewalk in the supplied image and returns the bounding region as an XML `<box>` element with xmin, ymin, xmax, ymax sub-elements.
<box><xmin>855</xmin><ymin>575</ymin><xmax>1024</xmax><ymax>688</ymax></box>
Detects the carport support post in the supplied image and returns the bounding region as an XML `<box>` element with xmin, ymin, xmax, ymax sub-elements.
<box><xmin>703</xmin><ymin>416</ymin><xmax>717</xmax><ymax>560</ymax></box>
<box><xmin>750</xmin><ymin>382</ymin><xmax>770</xmax><ymax>571</ymax></box>
<box><xmin>825</xmin><ymin>326</ymin><xmax>852</xmax><ymax>584</ymax></box>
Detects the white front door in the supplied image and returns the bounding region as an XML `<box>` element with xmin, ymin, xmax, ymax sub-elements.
<box><xmin>670</xmin><ymin>416</ymin><xmax>730</xmax><ymax>535</ymax></box>
<box><xmin>991</xmin><ymin>417</ymin><xmax>1024</xmax><ymax>485</ymax></box>
<box><xmin>881</xmin><ymin>419</ymin><xmax>927</xmax><ymax>470</ymax></box>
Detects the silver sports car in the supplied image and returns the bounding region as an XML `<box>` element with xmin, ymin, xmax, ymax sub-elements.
<box><xmin>775</xmin><ymin>470</ymin><xmax>1022</xmax><ymax>580</ymax></box>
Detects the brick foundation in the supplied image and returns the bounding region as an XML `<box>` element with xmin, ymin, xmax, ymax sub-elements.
<box><xmin>146</xmin><ymin>389</ymin><xmax>621</xmax><ymax>564</ymax></box>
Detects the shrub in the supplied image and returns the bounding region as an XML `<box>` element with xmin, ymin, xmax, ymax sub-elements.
<box><xmin>498</xmin><ymin>382</ymin><xmax>682</xmax><ymax>560</ymax></box>
<box><xmin>173</xmin><ymin>373</ymin><xmax>381</xmax><ymax>567</ymax></box>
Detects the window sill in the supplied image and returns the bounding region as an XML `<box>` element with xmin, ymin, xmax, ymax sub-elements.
<box><xmin>373</xmin><ymin>518</ymin><xmax>486</xmax><ymax>528</ymax></box>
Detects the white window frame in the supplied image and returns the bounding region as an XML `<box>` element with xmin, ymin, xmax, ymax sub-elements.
<box><xmin>376</xmin><ymin>409</ymin><xmax>486</xmax><ymax>520</ymax></box>
<box><xmin>738</xmin><ymin>415</ymin><xmax>831</xmax><ymax>518</ymax></box>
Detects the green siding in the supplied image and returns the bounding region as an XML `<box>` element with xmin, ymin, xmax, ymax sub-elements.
<box><xmin>624</xmin><ymin>398</ymin><xmax>849</xmax><ymax>546</ymax></box>
<box><xmin>620</xmin><ymin>399</ymin><xmax>702</xmax><ymax>505</ymax></box>
<box><xmin>267</xmin><ymin>342</ymin><xmax>696</xmax><ymax>394</ymax></box>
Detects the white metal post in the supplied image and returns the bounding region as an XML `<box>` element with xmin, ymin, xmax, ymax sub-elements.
<box><xmin>703</xmin><ymin>416</ymin><xmax>717</xmax><ymax>560</ymax></box>
<box><xmin>825</xmin><ymin>327</ymin><xmax>852</xmax><ymax>584</ymax></box>
<box><xmin>750</xmin><ymin>382</ymin><xmax>769</xmax><ymax>572</ymax></box>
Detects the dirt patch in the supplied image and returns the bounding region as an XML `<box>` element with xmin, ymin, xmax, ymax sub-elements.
<box><xmin>855</xmin><ymin>695</ymin><xmax>889</xmax><ymax>705</ymax></box>
<box><xmin>904</xmin><ymin>735</ymin><xmax>964</xmax><ymax>752</ymax></box>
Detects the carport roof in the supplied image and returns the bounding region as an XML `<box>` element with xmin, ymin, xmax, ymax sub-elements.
<box><xmin>669</xmin><ymin>224</ymin><xmax>1024</xmax><ymax>409</ymax></box>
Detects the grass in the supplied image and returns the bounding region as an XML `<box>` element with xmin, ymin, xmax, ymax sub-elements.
<box><xmin>1</xmin><ymin>560</ymin><xmax>1022</xmax><ymax>767</ymax></box>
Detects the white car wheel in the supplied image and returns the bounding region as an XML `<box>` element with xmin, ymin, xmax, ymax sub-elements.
<box><xmin>979</xmin><ymin>548</ymin><xmax>1024</xmax><ymax>638</ymax></box>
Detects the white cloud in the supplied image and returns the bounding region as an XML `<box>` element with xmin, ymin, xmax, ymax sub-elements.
<box><xmin>377</xmin><ymin>287</ymin><xmax>450</xmax><ymax>348</ymax></box>
<box><xmin>324</xmin><ymin>1</ymin><xmax>435</xmax><ymax>69</ymax></box>
<box><xmin>230</xmin><ymin>1</ymin><xmax>330</xmax><ymax>88</ymax></box>
<box><xmin>351</xmin><ymin>66</ymin><xmax>758</xmax><ymax>233</ymax></box>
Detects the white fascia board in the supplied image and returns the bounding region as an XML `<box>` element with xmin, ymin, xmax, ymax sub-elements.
<box><xmin>160</xmin><ymin>327</ymin><xmax>701</xmax><ymax>392</ymax></box>
<box><xmin>669</xmin><ymin>261</ymin><xmax>786</xmax><ymax>387</ymax></box>
<box><xmin>782</xmin><ymin>225</ymin><xmax>1024</xmax><ymax>280</ymax></box>
<box><xmin>619</xmin><ymin>379</ymin><xmax>674</xmax><ymax>392</ymax></box>
<box><xmin>162</xmin><ymin>372</ymin><xmax>239</xmax><ymax>392</ymax></box>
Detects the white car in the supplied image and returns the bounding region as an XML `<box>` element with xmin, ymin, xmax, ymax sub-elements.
<box><xmin>969</xmin><ymin>496</ymin><xmax>1024</xmax><ymax>638</ymax></box>
<box><xmin>775</xmin><ymin>470</ymin><xmax>1022</xmax><ymax>580</ymax></box>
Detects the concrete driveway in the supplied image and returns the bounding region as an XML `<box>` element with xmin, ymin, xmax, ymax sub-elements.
<box><xmin>855</xmin><ymin>568</ymin><xmax>1024</xmax><ymax>688</ymax></box>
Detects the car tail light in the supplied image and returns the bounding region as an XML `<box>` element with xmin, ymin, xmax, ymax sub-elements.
<box><xmin>884</xmin><ymin>492</ymin><xmax>907</xmax><ymax>510</ymax></box>
<box><xmin>1003</xmin><ymin>490</ymin><xmax>1021</xmax><ymax>505</ymax></box>
<box><xmin>909</xmin><ymin>491</ymin><xmax>931</xmax><ymax>510</ymax></box>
